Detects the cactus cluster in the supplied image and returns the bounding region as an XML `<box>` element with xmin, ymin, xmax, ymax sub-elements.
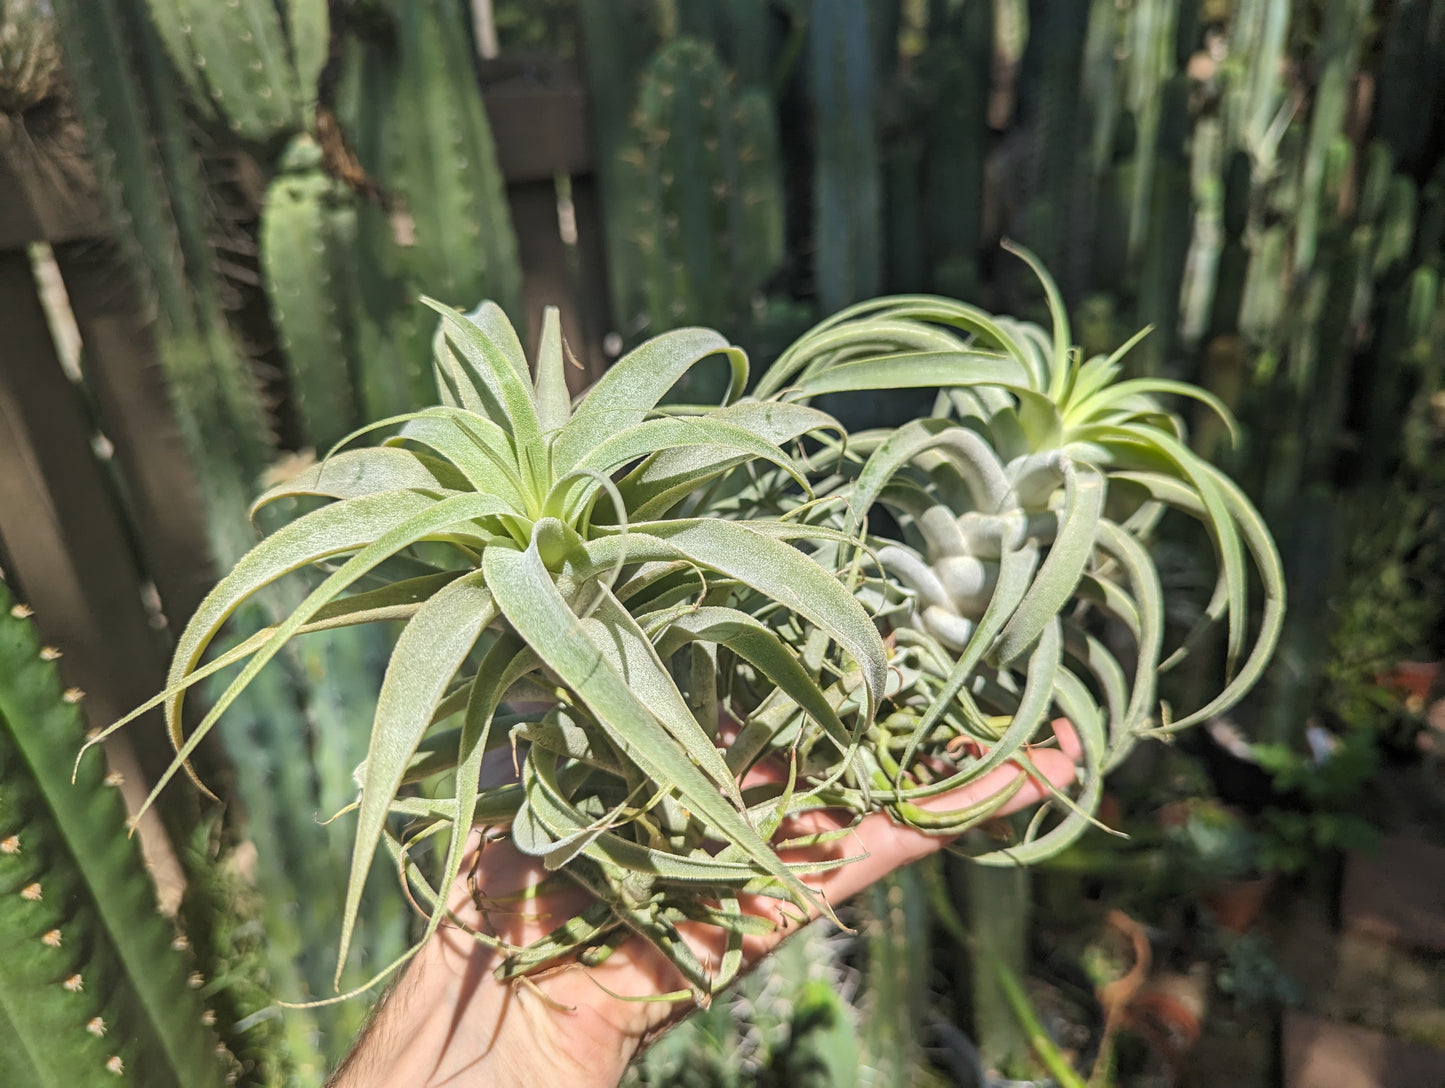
<box><xmin>48</xmin><ymin>0</ymin><xmax>524</xmax><ymax>1069</ymax></box>
<box><xmin>0</xmin><ymin>584</ymin><xmax>228</xmax><ymax>1087</ymax></box>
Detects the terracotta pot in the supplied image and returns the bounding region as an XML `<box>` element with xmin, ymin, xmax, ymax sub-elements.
<box><xmin>1201</xmin><ymin>875</ymin><xmax>1274</xmax><ymax>933</ymax></box>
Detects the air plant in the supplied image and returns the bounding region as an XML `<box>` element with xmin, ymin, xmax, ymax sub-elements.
<box><xmin>85</xmin><ymin>246</ymin><xmax>1282</xmax><ymax>1008</ymax></box>
<box><xmin>754</xmin><ymin>243</ymin><xmax>1284</xmax><ymax>863</ymax></box>
<box><xmin>84</xmin><ymin>302</ymin><xmax>890</xmax><ymax>1003</ymax></box>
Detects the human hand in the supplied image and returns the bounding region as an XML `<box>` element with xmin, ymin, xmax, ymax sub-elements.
<box><xmin>331</xmin><ymin>719</ymin><xmax>1083</xmax><ymax>1088</ymax></box>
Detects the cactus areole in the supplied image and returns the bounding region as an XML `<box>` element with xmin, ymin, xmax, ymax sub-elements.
<box><xmin>89</xmin><ymin>248</ymin><xmax>1282</xmax><ymax>1004</ymax></box>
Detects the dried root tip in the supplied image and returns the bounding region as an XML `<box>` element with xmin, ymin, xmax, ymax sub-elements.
<box><xmin>171</xmin><ymin>934</ymin><xmax>190</xmax><ymax>952</ymax></box>
<box><xmin>188</xmin><ymin>972</ymin><xmax>205</xmax><ymax>989</ymax></box>
<box><xmin>42</xmin><ymin>929</ymin><xmax>62</xmax><ymax>947</ymax></box>
<box><xmin>9</xmin><ymin>603</ymin><xmax>33</xmax><ymax>618</ymax></box>
<box><xmin>39</xmin><ymin>646</ymin><xmax>62</xmax><ymax>660</ymax></box>
<box><xmin>87</xmin><ymin>1017</ymin><xmax>106</xmax><ymax>1037</ymax></box>
<box><xmin>21</xmin><ymin>883</ymin><xmax>42</xmax><ymax>901</ymax></box>
<box><xmin>200</xmin><ymin>1009</ymin><xmax>216</xmax><ymax>1026</ymax></box>
<box><xmin>1</xmin><ymin>835</ymin><xmax>19</xmax><ymax>854</ymax></box>
<box><xmin>106</xmin><ymin>1055</ymin><xmax>123</xmax><ymax>1074</ymax></box>
<box><xmin>63</xmin><ymin>687</ymin><xmax>86</xmax><ymax>703</ymax></box>
<box><xmin>64</xmin><ymin>974</ymin><xmax>83</xmax><ymax>992</ymax></box>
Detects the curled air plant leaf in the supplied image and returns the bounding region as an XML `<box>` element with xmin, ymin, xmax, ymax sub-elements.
<box><xmin>754</xmin><ymin>242</ymin><xmax>1285</xmax><ymax>862</ymax></box>
<box><xmin>83</xmin><ymin>304</ymin><xmax>890</xmax><ymax>1003</ymax></box>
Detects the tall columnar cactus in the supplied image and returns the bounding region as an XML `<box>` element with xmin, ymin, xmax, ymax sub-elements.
<box><xmin>623</xmin><ymin>37</ymin><xmax>785</xmax><ymax>344</ymax></box>
<box><xmin>809</xmin><ymin>0</ymin><xmax>882</xmax><ymax>315</ymax></box>
<box><xmin>1020</xmin><ymin>0</ymin><xmax>1089</xmax><ymax>289</ymax></box>
<box><xmin>334</xmin><ymin>0</ymin><xmax>523</xmax><ymax>414</ymax></box>
<box><xmin>141</xmin><ymin>0</ymin><xmax>326</xmax><ymax>141</ymax></box>
<box><xmin>579</xmin><ymin>0</ymin><xmax>661</xmax><ymax>332</ymax></box>
<box><xmin>628</xmin><ymin>37</ymin><xmax>737</xmax><ymax>332</ymax></box>
<box><xmin>1293</xmin><ymin>0</ymin><xmax>1367</xmax><ymax>278</ymax></box>
<box><xmin>919</xmin><ymin>0</ymin><xmax>991</xmax><ymax>300</ymax></box>
<box><xmin>261</xmin><ymin>134</ymin><xmax>364</xmax><ymax>452</ymax></box>
<box><xmin>0</xmin><ymin>587</ymin><xmax>227</xmax><ymax>1087</ymax></box>
<box><xmin>676</xmin><ymin>0</ymin><xmax>772</xmax><ymax>91</ymax></box>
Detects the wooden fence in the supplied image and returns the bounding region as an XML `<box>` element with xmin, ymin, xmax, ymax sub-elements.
<box><xmin>0</xmin><ymin>53</ymin><xmax>609</xmax><ymax>828</ymax></box>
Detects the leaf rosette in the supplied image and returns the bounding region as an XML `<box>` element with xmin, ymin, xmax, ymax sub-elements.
<box><xmin>752</xmin><ymin>245</ymin><xmax>1285</xmax><ymax>862</ymax></box>
<box><xmin>85</xmin><ymin>303</ymin><xmax>890</xmax><ymax>1000</ymax></box>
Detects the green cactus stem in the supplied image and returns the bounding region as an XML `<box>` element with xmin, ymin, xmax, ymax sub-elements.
<box><xmin>809</xmin><ymin>0</ymin><xmax>882</xmax><ymax>314</ymax></box>
<box><xmin>0</xmin><ymin>585</ymin><xmax>227</xmax><ymax>1087</ymax></box>
<box><xmin>261</xmin><ymin>134</ymin><xmax>363</xmax><ymax>452</ymax></box>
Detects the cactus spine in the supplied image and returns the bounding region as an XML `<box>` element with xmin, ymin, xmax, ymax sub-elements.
<box><xmin>0</xmin><ymin>587</ymin><xmax>227</xmax><ymax>1087</ymax></box>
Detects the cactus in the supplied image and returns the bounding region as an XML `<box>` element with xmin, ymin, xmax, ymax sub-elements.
<box><xmin>382</xmin><ymin>1</ymin><xmax>521</xmax><ymax>321</ymax></box>
<box><xmin>1293</xmin><ymin>0</ymin><xmax>1367</xmax><ymax>277</ymax></box>
<box><xmin>52</xmin><ymin>0</ymin><xmax>274</xmax><ymax>571</ymax></box>
<box><xmin>1134</xmin><ymin>74</ymin><xmax>1193</xmax><ymax>376</ymax></box>
<box><xmin>809</xmin><ymin>0</ymin><xmax>881</xmax><ymax>314</ymax></box>
<box><xmin>622</xmin><ymin>921</ymin><xmax>865</xmax><ymax>1088</ymax></box>
<box><xmin>676</xmin><ymin>0</ymin><xmax>771</xmax><ymax>90</ymax></box>
<box><xmin>1021</xmin><ymin>0</ymin><xmax>1090</xmax><ymax>288</ymax></box>
<box><xmin>579</xmin><ymin>0</ymin><xmax>661</xmax><ymax>332</ymax></box>
<box><xmin>623</xmin><ymin>37</ymin><xmax>785</xmax><ymax>347</ymax></box>
<box><xmin>732</xmin><ymin>88</ymin><xmax>786</xmax><ymax>300</ymax></box>
<box><xmin>261</xmin><ymin>134</ymin><xmax>363</xmax><ymax>452</ymax></box>
<box><xmin>1372</xmin><ymin>0</ymin><xmax>1440</xmax><ymax>176</ymax></box>
<box><xmin>0</xmin><ymin>586</ymin><xmax>227</xmax><ymax>1087</ymax></box>
<box><xmin>0</xmin><ymin>0</ymin><xmax>61</xmax><ymax>113</ymax></box>
<box><xmin>918</xmin><ymin>0</ymin><xmax>990</xmax><ymax>299</ymax></box>
<box><xmin>628</xmin><ymin>37</ymin><xmax>736</xmax><ymax>333</ymax></box>
<box><xmin>335</xmin><ymin>0</ymin><xmax>523</xmax><ymax>413</ymax></box>
<box><xmin>140</xmin><ymin>0</ymin><xmax>319</xmax><ymax>141</ymax></box>
<box><xmin>861</xmin><ymin>867</ymin><xmax>939</xmax><ymax>1087</ymax></box>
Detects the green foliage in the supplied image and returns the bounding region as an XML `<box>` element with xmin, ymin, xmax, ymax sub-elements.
<box><xmin>0</xmin><ymin>585</ymin><xmax>227</xmax><ymax>1087</ymax></box>
<box><xmin>54</xmin><ymin>0</ymin><xmax>525</xmax><ymax>1069</ymax></box>
<box><xmin>758</xmin><ymin>246</ymin><xmax>1284</xmax><ymax>856</ymax></box>
<box><xmin>92</xmin><ymin>304</ymin><xmax>889</xmax><ymax>1001</ymax></box>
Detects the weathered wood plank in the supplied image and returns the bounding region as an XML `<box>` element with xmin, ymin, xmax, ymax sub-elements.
<box><xmin>479</xmin><ymin>54</ymin><xmax>593</xmax><ymax>184</ymax></box>
<box><xmin>54</xmin><ymin>237</ymin><xmax>215</xmax><ymax>628</ymax></box>
<box><xmin>510</xmin><ymin>178</ymin><xmax>601</xmax><ymax>393</ymax></box>
<box><xmin>0</xmin><ymin>246</ymin><xmax>200</xmax><ymax>860</ymax></box>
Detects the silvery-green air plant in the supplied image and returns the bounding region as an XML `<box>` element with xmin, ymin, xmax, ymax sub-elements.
<box><xmin>85</xmin><ymin>247</ymin><xmax>1282</xmax><ymax>1004</ymax></box>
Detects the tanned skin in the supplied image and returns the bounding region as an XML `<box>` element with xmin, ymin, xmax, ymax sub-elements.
<box><xmin>331</xmin><ymin>721</ymin><xmax>1082</xmax><ymax>1088</ymax></box>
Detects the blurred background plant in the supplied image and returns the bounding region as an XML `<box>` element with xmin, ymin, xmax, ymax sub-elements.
<box><xmin>2</xmin><ymin>0</ymin><xmax>1444</xmax><ymax>1083</ymax></box>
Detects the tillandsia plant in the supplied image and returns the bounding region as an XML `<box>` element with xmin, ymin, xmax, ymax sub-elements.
<box><xmin>84</xmin><ymin>301</ymin><xmax>894</xmax><ymax>1003</ymax></box>
<box><xmin>82</xmin><ymin>246</ymin><xmax>1283</xmax><ymax>1011</ymax></box>
<box><xmin>752</xmin><ymin>243</ymin><xmax>1285</xmax><ymax>863</ymax></box>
